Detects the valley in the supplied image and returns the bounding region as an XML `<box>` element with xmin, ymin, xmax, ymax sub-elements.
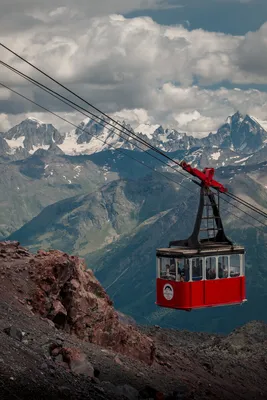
<box><xmin>2</xmin><ymin>111</ymin><xmax>267</xmax><ymax>334</ymax></box>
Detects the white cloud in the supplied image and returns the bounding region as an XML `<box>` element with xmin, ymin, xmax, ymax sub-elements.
<box><xmin>0</xmin><ymin>87</ymin><xmax>11</xmax><ymax>100</ymax></box>
<box><xmin>111</xmin><ymin>84</ymin><xmax>267</xmax><ymax>136</ymax></box>
<box><xmin>234</xmin><ymin>22</ymin><xmax>267</xmax><ymax>78</ymax></box>
<box><xmin>174</xmin><ymin>110</ymin><xmax>201</xmax><ymax>126</ymax></box>
<box><xmin>111</xmin><ymin>108</ymin><xmax>152</xmax><ymax>125</ymax></box>
<box><xmin>0</xmin><ymin>110</ymin><xmax>83</xmax><ymax>133</ymax></box>
<box><xmin>1</xmin><ymin>11</ymin><xmax>267</xmax><ymax>135</ymax></box>
<box><xmin>0</xmin><ymin>0</ymin><xmax>177</xmax><ymax>33</ymax></box>
<box><xmin>1</xmin><ymin>13</ymin><xmax>265</xmax><ymax>87</ymax></box>
<box><xmin>0</xmin><ymin>113</ymin><xmax>12</xmax><ymax>132</ymax></box>
<box><xmin>1</xmin><ymin>82</ymin><xmax>267</xmax><ymax>135</ymax></box>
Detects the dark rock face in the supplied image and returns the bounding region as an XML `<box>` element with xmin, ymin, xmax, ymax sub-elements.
<box><xmin>227</xmin><ymin>112</ymin><xmax>267</xmax><ymax>153</ymax></box>
<box><xmin>0</xmin><ymin>241</ymin><xmax>155</xmax><ymax>365</ymax></box>
<box><xmin>4</xmin><ymin>118</ymin><xmax>65</xmax><ymax>152</ymax></box>
<box><xmin>1</xmin><ymin>241</ymin><xmax>267</xmax><ymax>400</ymax></box>
<box><xmin>201</xmin><ymin>112</ymin><xmax>267</xmax><ymax>154</ymax></box>
<box><xmin>0</xmin><ymin>136</ymin><xmax>11</xmax><ymax>155</ymax></box>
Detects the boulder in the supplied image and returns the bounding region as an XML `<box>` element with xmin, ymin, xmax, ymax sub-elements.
<box><xmin>3</xmin><ymin>326</ymin><xmax>24</xmax><ymax>342</ymax></box>
<box><xmin>26</xmin><ymin>249</ymin><xmax>155</xmax><ymax>365</ymax></box>
<box><xmin>60</xmin><ymin>347</ymin><xmax>94</xmax><ymax>377</ymax></box>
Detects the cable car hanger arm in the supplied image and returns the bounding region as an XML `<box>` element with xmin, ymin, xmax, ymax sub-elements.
<box><xmin>179</xmin><ymin>161</ymin><xmax>228</xmax><ymax>193</ymax></box>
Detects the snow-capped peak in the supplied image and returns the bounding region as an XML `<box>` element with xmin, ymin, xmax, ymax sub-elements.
<box><xmin>135</xmin><ymin>123</ymin><xmax>160</xmax><ymax>139</ymax></box>
<box><xmin>79</xmin><ymin>117</ymin><xmax>91</xmax><ymax>127</ymax></box>
<box><xmin>26</xmin><ymin>116</ymin><xmax>45</xmax><ymax>125</ymax></box>
<box><xmin>1</xmin><ymin>112</ymin><xmax>267</xmax><ymax>160</ymax></box>
<box><xmin>3</xmin><ymin>118</ymin><xmax>65</xmax><ymax>155</ymax></box>
<box><xmin>226</xmin><ymin>111</ymin><xmax>244</xmax><ymax>126</ymax></box>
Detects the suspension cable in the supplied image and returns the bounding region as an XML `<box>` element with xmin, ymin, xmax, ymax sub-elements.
<box><xmin>2</xmin><ymin>42</ymin><xmax>267</xmax><ymax>222</ymax></box>
<box><xmin>0</xmin><ymin>82</ymin><xmax>195</xmax><ymax>194</ymax></box>
<box><xmin>225</xmin><ymin>191</ymin><xmax>267</xmax><ymax>219</ymax></box>
<box><xmin>0</xmin><ymin>43</ymin><xmax>188</xmax><ymax>170</ymax></box>
<box><xmin>1</xmin><ymin>81</ymin><xmax>267</xmax><ymax>233</ymax></box>
<box><xmin>2</xmin><ymin>42</ymin><xmax>267</xmax><ymax>224</ymax></box>
<box><xmin>0</xmin><ymin>60</ymin><xmax>192</xmax><ymax>184</ymax></box>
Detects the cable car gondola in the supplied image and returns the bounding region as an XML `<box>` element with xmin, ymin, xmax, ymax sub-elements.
<box><xmin>156</xmin><ymin>162</ymin><xmax>246</xmax><ymax>311</ymax></box>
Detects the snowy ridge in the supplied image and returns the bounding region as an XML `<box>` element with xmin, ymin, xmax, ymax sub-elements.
<box><xmin>5</xmin><ymin>136</ymin><xmax>25</xmax><ymax>154</ymax></box>
<box><xmin>135</xmin><ymin>123</ymin><xmax>160</xmax><ymax>139</ymax></box>
<box><xmin>1</xmin><ymin>112</ymin><xmax>267</xmax><ymax>169</ymax></box>
<box><xmin>26</xmin><ymin>116</ymin><xmax>44</xmax><ymax>125</ymax></box>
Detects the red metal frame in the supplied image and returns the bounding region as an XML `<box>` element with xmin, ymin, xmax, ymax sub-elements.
<box><xmin>156</xmin><ymin>276</ymin><xmax>246</xmax><ymax>311</ymax></box>
<box><xmin>180</xmin><ymin>161</ymin><xmax>228</xmax><ymax>193</ymax></box>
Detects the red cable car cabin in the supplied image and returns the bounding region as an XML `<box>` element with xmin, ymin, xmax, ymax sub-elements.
<box><xmin>156</xmin><ymin>164</ymin><xmax>247</xmax><ymax>311</ymax></box>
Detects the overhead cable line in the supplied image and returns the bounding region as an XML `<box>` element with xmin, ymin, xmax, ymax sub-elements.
<box><xmin>1</xmin><ymin>81</ymin><xmax>266</xmax><ymax>234</ymax></box>
<box><xmin>224</xmin><ymin>191</ymin><xmax>267</xmax><ymax>219</ymax></box>
<box><xmin>2</xmin><ymin>42</ymin><xmax>267</xmax><ymax>221</ymax></box>
<box><xmin>2</xmin><ymin>58</ymin><xmax>267</xmax><ymax>225</ymax></box>
<box><xmin>0</xmin><ymin>43</ymin><xmax>192</xmax><ymax>171</ymax></box>
<box><xmin>2</xmin><ymin>42</ymin><xmax>267</xmax><ymax>222</ymax></box>
<box><xmin>1</xmin><ymin>42</ymin><xmax>267</xmax><ymax>223</ymax></box>
<box><xmin>0</xmin><ymin>81</ymin><xmax>194</xmax><ymax>194</ymax></box>
<box><xmin>2</xmin><ymin>59</ymin><xmax>267</xmax><ymax>228</ymax></box>
<box><xmin>0</xmin><ymin>59</ymin><xmax>193</xmax><ymax>184</ymax></box>
<box><xmin>218</xmin><ymin>194</ymin><xmax>267</xmax><ymax>228</ymax></box>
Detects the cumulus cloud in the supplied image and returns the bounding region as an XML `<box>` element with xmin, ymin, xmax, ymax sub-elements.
<box><xmin>1</xmin><ymin>12</ymin><xmax>266</xmax><ymax>87</ymax></box>
<box><xmin>0</xmin><ymin>113</ymin><xmax>12</xmax><ymax>131</ymax></box>
<box><xmin>0</xmin><ymin>0</ymin><xmax>176</xmax><ymax>34</ymax></box>
<box><xmin>0</xmin><ymin>109</ymin><xmax>84</xmax><ymax>133</ymax></box>
<box><xmin>111</xmin><ymin>85</ymin><xmax>267</xmax><ymax>136</ymax></box>
<box><xmin>234</xmin><ymin>22</ymin><xmax>267</xmax><ymax>77</ymax></box>
<box><xmin>2</xmin><ymin>82</ymin><xmax>266</xmax><ymax>136</ymax></box>
<box><xmin>1</xmin><ymin>9</ymin><xmax>267</xmax><ymax>135</ymax></box>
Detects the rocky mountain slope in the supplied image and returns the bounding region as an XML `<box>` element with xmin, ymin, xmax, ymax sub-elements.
<box><xmin>0</xmin><ymin>110</ymin><xmax>267</xmax><ymax>239</ymax></box>
<box><xmin>1</xmin><ymin>241</ymin><xmax>267</xmax><ymax>400</ymax></box>
<box><xmin>2</xmin><ymin>140</ymin><xmax>267</xmax><ymax>241</ymax></box>
<box><xmin>7</xmin><ymin>174</ymin><xmax>190</xmax><ymax>256</ymax></box>
<box><xmin>7</xmin><ymin>171</ymin><xmax>267</xmax><ymax>334</ymax></box>
<box><xmin>4</xmin><ymin>117</ymin><xmax>64</xmax><ymax>154</ymax></box>
<box><xmin>2</xmin><ymin>110</ymin><xmax>267</xmax><ymax>336</ymax></box>
<box><xmin>0</xmin><ymin>152</ymin><xmax>115</xmax><ymax>238</ymax></box>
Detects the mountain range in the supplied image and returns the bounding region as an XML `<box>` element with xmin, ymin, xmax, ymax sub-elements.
<box><xmin>2</xmin><ymin>110</ymin><xmax>267</xmax><ymax>334</ymax></box>
<box><xmin>2</xmin><ymin>111</ymin><xmax>267</xmax><ymax>164</ymax></box>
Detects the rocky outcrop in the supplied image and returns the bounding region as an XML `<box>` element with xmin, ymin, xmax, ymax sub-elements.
<box><xmin>2</xmin><ymin>241</ymin><xmax>267</xmax><ymax>399</ymax></box>
<box><xmin>0</xmin><ymin>241</ymin><xmax>155</xmax><ymax>365</ymax></box>
<box><xmin>4</xmin><ymin>118</ymin><xmax>65</xmax><ymax>152</ymax></box>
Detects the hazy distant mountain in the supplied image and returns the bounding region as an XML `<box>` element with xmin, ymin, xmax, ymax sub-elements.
<box><xmin>0</xmin><ymin>152</ymin><xmax>112</xmax><ymax>238</ymax></box>
<box><xmin>1</xmin><ymin>110</ymin><xmax>267</xmax><ymax>235</ymax></box>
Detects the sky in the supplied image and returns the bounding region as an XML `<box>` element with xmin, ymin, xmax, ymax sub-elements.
<box><xmin>0</xmin><ymin>0</ymin><xmax>267</xmax><ymax>137</ymax></box>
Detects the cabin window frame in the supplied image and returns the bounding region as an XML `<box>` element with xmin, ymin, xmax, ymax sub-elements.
<box><xmin>157</xmin><ymin>257</ymin><xmax>161</xmax><ymax>278</ymax></box>
<box><xmin>240</xmin><ymin>254</ymin><xmax>245</xmax><ymax>276</ymax></box>
<box><xmin>217</xmin><ymin>255</ymin><xmax>229</xmax><ymax>278</ymax></box>
<box><xmin>205</xmin><ymin>256</ymin><xmax>217</xmax><ymax>280</ymax></box>
<box><xmin>175</xmin><ymin>259</ymin><xmax>179</xmax><ymax>281</ymax></box>
<box><xmin>190</xmin><ymin>257</ymin><xmax>204</xmax><ymax>281</ymax></box>
<box><xmin>157</xmin><ymin>252</ymin><xmax>245</xmax><ymax>281</ymax></box>
<box><xmin>229</xmin><ymin>254</ymin><xmax>242</xmax><ymax>277</ymax></box>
